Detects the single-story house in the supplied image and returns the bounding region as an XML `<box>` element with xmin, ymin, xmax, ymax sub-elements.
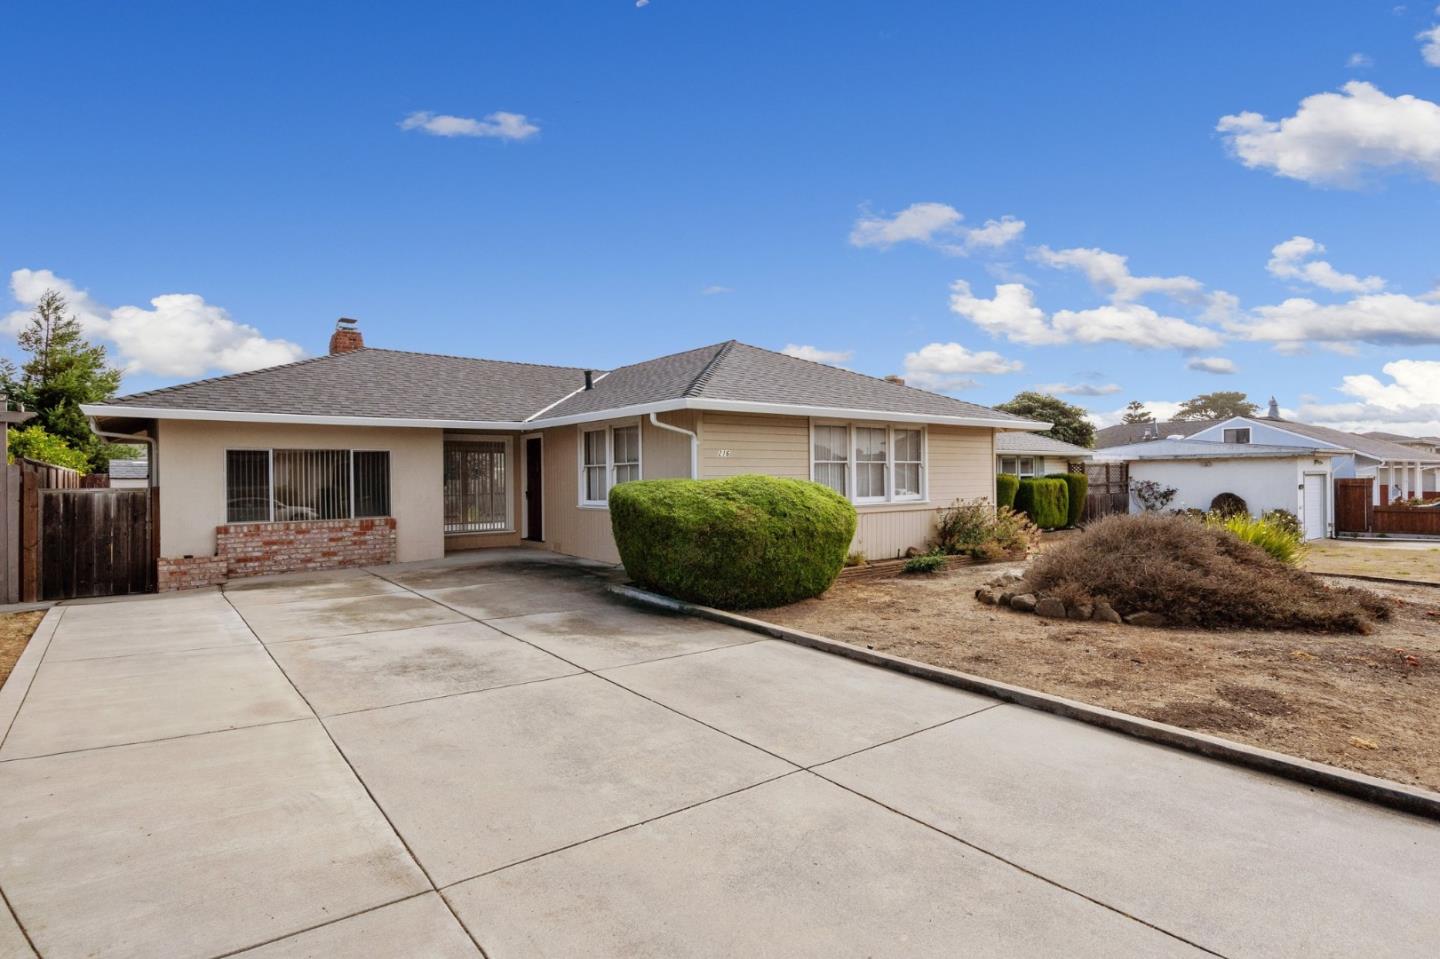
<box><xmin>994</xmin><ymin>432</ymin><xmax>1093</xmax><ymax>478</ymax></box>
<box><xmin>1101</xmin><ymin>438</ymin><xmax>1340</xmax><ymax>540</ymax></box>
<box><xmin>83</xmin><ymin>322</ymin><xmax>1046</xmax><ymax>588</ymax></box>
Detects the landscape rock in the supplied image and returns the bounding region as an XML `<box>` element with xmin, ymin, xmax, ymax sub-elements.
<box><xmin>1000</xmin><ymin>569</ymin><xmax>1025</xmax><ymax>583</ymax></box>
<box><xmin>1069</xmin><ymin>603</ymin><xmax>1094</xmax><ymax>621</ymax></box>
<box><xmin>1009</xmin><ymin>593</ymin><xmax>1037</xmax><ymax>613</ymax></box>
<box><xmin>1035</xmin><ymin>597</ymin><xmax>1067</xmax><ymax>619</ymax></box>
<box><xmin>1124</xmin><ymin>611</ymin><xmax>1168</xmax><ymax>628</ymax></box>
<box><xmin>975</xmin><ymin>588</ymin><xmax>997</xmax><ymax>605</ymax></box>
<box><xmin>1094</xmin><ymin>602</ymin><xmax>1122</xmax><ymax>624</ymax></box>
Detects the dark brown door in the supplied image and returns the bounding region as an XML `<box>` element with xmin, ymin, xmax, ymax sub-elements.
<box><xmin>524</xmin><ymin>437</ymin><xmax>543</xmax><ymax>541</ymax></box>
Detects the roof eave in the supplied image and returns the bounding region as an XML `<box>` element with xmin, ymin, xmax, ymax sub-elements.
<box><xmin>81</xmin><ymin>404</ymin><xmax>522</xmax><ymax>431</ymax></box>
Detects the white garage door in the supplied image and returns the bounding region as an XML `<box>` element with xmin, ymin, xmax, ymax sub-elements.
<box><xmin>1302</xmin><ymin>475</ymin><xmax>1327</xmax><ymax>540</ymax></box>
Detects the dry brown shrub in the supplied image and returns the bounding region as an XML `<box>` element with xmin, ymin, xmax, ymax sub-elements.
<box><xmin>1021</xmin><ymin>513</ymin><xmax>1391</xmax><ymax>632</ymax></box>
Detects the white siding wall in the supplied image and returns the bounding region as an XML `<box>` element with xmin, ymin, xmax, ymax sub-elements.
<box><xmin>1128</xmin><ymin>457</ymin><xmax>1333</xmax><ymax>535</ymax></box>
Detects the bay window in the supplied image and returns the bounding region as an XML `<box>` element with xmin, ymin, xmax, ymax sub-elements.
<box><xmin>579</xmin><ymin>422</ymin><xmax>642</xmax><ymax>506</ymax></box>
<box><xmin>225</xmin><ymin>449</ymin><xmax>391</xmax><ymax>524</ymax></box>
<box><xmin>811</xmin><ymin>423</ymin><xmax>925</xmax><ymax>504</ymax></box>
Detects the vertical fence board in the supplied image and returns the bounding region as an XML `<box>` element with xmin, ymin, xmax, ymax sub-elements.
<box><xmin>35</xmin><ymin>489</ymin><xmax>153</xmax><ymax>601</ymax></box>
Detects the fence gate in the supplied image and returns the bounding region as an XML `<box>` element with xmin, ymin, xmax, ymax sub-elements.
<box><xmin>1334</xmin><ymin>478</ymin><xmax>1374</xmax><ymax>534</ymax></box>
<box><xmin>1081</xmin><ymin>462</ymin><xmax>1129</xmax><ymax>523</ymax></box>
<box><xmin>38</xmin><ymin>488</ymin><xmax>155</xmax><ymax>600</ymax></box>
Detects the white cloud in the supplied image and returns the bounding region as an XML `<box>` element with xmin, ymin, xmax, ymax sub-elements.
<box><xmin>1217</xmin><ymin>82</ymin><xmax>1440</xmax><ymax>186</ymax></box>
<box><xmin>1228</xmin><ymin>291</ymin><xmax>1440</xmax><ymax>348</ymax></box>
<box><xmin>1088</xmin><ymin>400</ymin><xmax>1185</xmax><ymax>429</ymax></box>
<box><xmin>902</xmin><ymin>341</ymin><xmax>1022</xmax><ymax>392</ymax></box>
<box><xmin>5</xmin><ymin>268</ymin><xmax>304</xmax><ymax>379</ymax></box>
<box><xmin>400</xmin><ymin>110</ymin><xmax>539</xmax><ymax>141</ymax></box>
<box><xmin>1187</xmin><ymin>356</ymin><xmax>1238</xmax><ymax>374</ymax></box>
<box><xmin>1297</xmin><ymin>359</ymin><xmax>1440</xmax><ymax>433</ymax></box>
<box><xmin>1420</xmin><ymin>24</ymin><xmax>1440</xmax><ymax>66</ymax></box>
<box><xmin>1030</xmin><ymin>245</ymin><xmax>1203</xmax><ymax>303</ymax></box>
<box><xmin>848</xmin><ymin>203</ymin><xmax>1024</xmax><ymax>254</ymax></box>
<box><xmin>949</xmin><ymin>280</ymin><xmax>1222</xmax><ymax>350</ymax></box>
<box><xmin>781</xmin><ymin>344</ymin><xmax>852</xmax><ymax>365</ymax></box>
<box><xmin>700</xmin><ymin>285</ymin><xmax>733</xmax><ymax>295</ymax></box>
<box><xmin>1035</xmin><ymin>381</ymin><xmax>1121</xmax><ymax>397</ymax></box>
<box><xmin>1265</xmin><ymin>236</ymin><xmax>1384</xmax><ymax>293</ymax></box>
<box><xmin>1347</xmin><ymin>52</ymin><xmax>1374</xmax><ymax>68</ymax></box>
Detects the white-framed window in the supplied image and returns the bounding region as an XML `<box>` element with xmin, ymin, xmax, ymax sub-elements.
<box><xmin>1223</xmin><ymin>428</ymin><xmax>1251</xmax><ymax>444</ymax></box>
<box><xmin>811</xmin><ymin>421</ymin><xmax>926</xmax><ymax>505</ymax></box>
<box><xmin>224</xmin><ymin>448</ymin><xmax>391</xmax><ymax>524</ymax></box>
<box><xmin>998</xmin><ymin>455</ymin><xmax>1036</xmax><ymax>478</ymax></box>
<box><xmin>578</xmin><ymin>421</ymin><xmax>643</xmax><ymax>507</ymax></box>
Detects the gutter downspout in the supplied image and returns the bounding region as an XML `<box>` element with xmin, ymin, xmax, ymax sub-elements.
<box><xmin>89</xmin><ymin>419</ymin><xmax>158</xmax><ymax>488</ymax></box>
<box><xmin>648</xmin><ymin>412</ymin><xmax>698</xmax><ymax>479</ymax></box>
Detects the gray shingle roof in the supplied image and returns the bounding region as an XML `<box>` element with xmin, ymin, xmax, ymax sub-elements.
<box><xmin>994</xmin><ymin>432</ymin><xmax>1094</xmax><ymax>457</ymax></box>
<box><xmin>107</xmin><ymin>459</ymin><xmax>149</xmax><ymax>479</ymax></box>
<box><xmin>541</xmin><ymin>341</ymin><xmax>1036</xmax><ymax>424</ymax></box>
<box><xmin>1094</xmin><ymin>420</ymin><xmax>1213</xmax><ymax>448</ymax></box>
<box><xmin>1240</xmin><ymin>418</ymin><xmax>1440</xmax><ymax>464</ymax></box>
<box><xmin>105</xmin><ymin>348</ymin><xmax>591</xmax><ymax>422</ymax></box>
<box><xmin>99</xmin><ymin>340</ymin><xmax>1040</xmax><ymax>427</ymax></box>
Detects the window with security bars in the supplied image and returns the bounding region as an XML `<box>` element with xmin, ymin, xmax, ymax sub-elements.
<box><xmin>225</xmin><ymin>449</ymin><xmax>391</xmax><ymax>523</ymax></box>
<box><xmin>444</xmin><ymin>441</ymin><xmax>508</xmax><ymax>533</ymax></box>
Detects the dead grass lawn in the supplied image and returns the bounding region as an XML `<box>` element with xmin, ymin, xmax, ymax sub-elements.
<box><xmin>1304</xmin><ymin>539</ymin><xmax>1440</xmax><ymax>583</ymax></box>
<box><xmin>0</xmin><ymin>610</ymin><xmax>45</xmax><ymax>690</ymax></box>
<box><xmin>755</xmin><ymin>563</ymin><xmax>1440</xmax><ymax>792</ymax></box>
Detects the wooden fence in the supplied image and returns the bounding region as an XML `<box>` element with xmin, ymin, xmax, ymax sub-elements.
<box><xmin>1372</xmin><ymin>505</ymin><xmax>1440</xmax><ymax>536</ymax></box>
<box><xmin>39</xmin><ymin>488</ymin><xmax>155</xmax><ymax>599</ymax></box>
<box><xmin>1334</xmin><ymin>478</ymin><xmax>1374</xmax><ymax>534</ymax></box>
<box><xmin>1081</xmin><ymin>462</ymin><xmax>1129</xmax><ymax>523</ymax></box>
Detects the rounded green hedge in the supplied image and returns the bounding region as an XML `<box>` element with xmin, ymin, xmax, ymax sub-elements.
<box><xmin>609</xmin><ymin>475</ymin><xmax>858</xmax><ymax>610</ymax></box>
<box><xmin>1046</xmin><ymin>472</ymin><xmax>1088</xmax><ymax>527</ymax></box>
<box><xmin>1014</xmin><ymin>477</ymin><xmax>1069</xmax><ymax>529</ymax></box>
<box><xmin>996</xmin><ymin>473</ymin><xmax>1020</xmax><ymax>510</ymax></box>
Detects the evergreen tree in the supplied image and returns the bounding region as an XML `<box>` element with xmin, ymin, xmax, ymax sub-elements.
<box><xmin>995</xmin><ymin>391</ymin><xmax>1096</xmax><ymax>448</ymax></box>
<box><xmin>1120</xmin><ymin>400</ymin><xmax>1154</xmax><ymax>424</ymax></box>
<box><xmin>1</xmin><ymin>290</ymin><xmax>123</xmax><ymax>469</ymax></box>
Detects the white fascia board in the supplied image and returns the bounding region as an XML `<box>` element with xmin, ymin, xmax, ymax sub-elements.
<box><xmin>83</xmin><ymin>396</ymin><xmax>1049</xmax><ymax>433</ymax></box>
<box><xmin>81</xmin><ymin>405</ymin><xmax>520</xmax><ymax>431</ymax></box>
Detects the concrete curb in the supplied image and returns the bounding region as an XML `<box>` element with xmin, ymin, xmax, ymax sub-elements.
<box><xmin>608</xmin><ymin>583</ymin><xmax>1440</xmax><ymax>822</ymax></box>
<box><xmin>1314</xmin><ymin>571</ymin><xmax>1440</xmax><ymax>589</ymax></box>
<box><xmin>0</xmin><ymin>606</ymin><xmax>64</xmax><ymax>749</ymax></box>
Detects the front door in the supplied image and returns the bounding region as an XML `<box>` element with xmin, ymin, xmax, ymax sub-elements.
<box><xmin>525</xmin><ymin>437</ymin><xmax>543</xmax><ymax>541</ymax></box>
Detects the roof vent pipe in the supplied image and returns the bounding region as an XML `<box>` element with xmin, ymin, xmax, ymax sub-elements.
<box><xmin>1267</xmin><ymin>396</ymin><xmax>1280</xmax><ymax>419</ymax></box>
<box><xmin>583</xmin><ymin>370</ymin><xmax>594</xmax><ymax>390</ymax></box>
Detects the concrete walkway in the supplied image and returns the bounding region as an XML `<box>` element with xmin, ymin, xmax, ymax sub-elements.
<box><xmin>0</xmin><ymin>551</ymin><xmax>1435</xmax><ymax>958</ymax></box>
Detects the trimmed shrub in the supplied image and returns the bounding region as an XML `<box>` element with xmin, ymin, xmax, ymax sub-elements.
<box><xmin>1209</xmin><ymin>492</ymin><xmax>1249</xmax><ymax>517</ymax></box>
<box><xmin>609</xmin><ymin>475</ymin><xmax>857</xmax><ymax>610</ymax></box>
<box><xmin>995</xmin><ymin>473</ymin><xmax>1020</xmax><ymax>509</ymax></box>
<box><xmin>1014</xmin><ymin>477</ymin><xmax>1069</xmax><ymax>529</ymax></box>
<box><xmin>1209</xmin><ymin>512</ymin><xmax>1307</xmax><ymax>565</ymax></box>
<box><xmin>903</xmin><ymin>553</ymin><xmax>946</xmax><ymax>574</ymax></box>
<box><xmin>1046</xmin><ymin>472</ymin><xmax>1088</xmax><ymax>527</ymax></box>
<box><xmin>932</xmin><ymin>499</ymin><xmax>1039</xmax><ymax>559</ymax></box>
<box><xmin>1018</xmin><ymin>513</ymin><xmax>1388</xmax><ymax>632</ymax></box>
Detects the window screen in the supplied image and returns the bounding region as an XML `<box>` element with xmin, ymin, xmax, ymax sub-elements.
<box><xmin>854</xmin><ymin>427</ymin><xmax>887</xmax><ymax>499</ymax></box>
<box><xmin>893</xmin><ymin>428</ymin><xmax>923</xmax><ymax>498</ymax></box>
<box><xmin>812</xmin><ymin>425</ymin><xmax>848</xmax><ymax>495</ymax></box>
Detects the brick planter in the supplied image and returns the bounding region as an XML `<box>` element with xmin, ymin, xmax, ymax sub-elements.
<box><xmin>159</xmin><ymin>517</ymin><xmax>399</xmax><ymax>590</ymax></box>
<box><xmin>157</xmin><ymin>555</ymin><xmax>228</xmax><ymax>592</ymax></box>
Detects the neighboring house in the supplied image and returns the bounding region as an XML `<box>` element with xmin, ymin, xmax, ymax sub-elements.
<box><xmin>994</xmin><ymin>432</ymin><xmax>1093</xmax><ymax>477</ymax></box>
<box><xmin>83</xmin><ymin>322</ymin><xmax>1046</xmax><ymax>588</ymax></box>
<box><xmin>1183</xmin><ymin>410</ymin><xmax>1440</xmax><ymax>504</ymax></box>
<box><xmin>1362</xmin><ymin>431</ymin><xmax>1440</xmax><ymax>468</ymax></box>
<box><xmin>107</xmin><ymin>458</ymin><xmax>150</xmax><ymax>489</ymax></box>
<box><xmin>1094</xmin><ymin>419</ymin><xmax>1214</xmax><ymax>448</ymax></box>
<box><xmin>1101</xmin><ymin>438</ymin><xmax>1340</xmax><ymax>540</ymax></box>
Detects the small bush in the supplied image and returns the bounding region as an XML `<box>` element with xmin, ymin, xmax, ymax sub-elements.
<box><xmin>932</xmin><ymin>500</ymin><xmax>1039</xmax><ymax>559</ymax></box>
<box><xmin>1015</xmin><ymin>477</ymin><xmax>1069</xmax><ymax>529</ymax></box>
<box><xmin>903</xmin><ymin>553</ymin><xmax>946</xmax><ymax>574</ymax></box>
<box><xmin>1209</xmin><ymin>512</ymin><xmax>1307</xmax><ymax>565</ymax></box>
<box><xmin>1018</xmin><ymin>513</ymin><xmax>1388</xmax><ymax>632</ymax></box>
<box><xmin>1132</xmin><ymin>479</ymin><xmax>1177</xmax><ymax>512</ymax></box>
<box><xmin>1210</xmin><ymin>492</ymin><xmax>1249</xmax><ymax>517</ymax></box>
<box><xmin>844</xmin><ymin>550</ymin><xmax>866</xmax><ymax>568</ymax></box>
<box><xmin>995</xmin><ymin>473</ymin><xmax>1020</xmax><ymax>509</ymax></box>
<box><xmin>1261</xmin><ymin>509</ymin><xmax>1302</xmax><ymax>538</ymax></box>
<box><xmin>6</xmin><ymin>426</ymin><xmax>90</xmax><ymax>474</ymax></box>
<box><xmin>610</xmin><ymin>475</ymin><xmax>857</xmax><ymax>610</ymax></box>
<box><xmin>1046</xmin><ymin>472</ymin><xmax>1088</xmax><ymax>527</ymax></box>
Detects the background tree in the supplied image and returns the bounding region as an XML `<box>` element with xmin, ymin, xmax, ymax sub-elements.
<box><xmin>1173</xmin><ymin>391</ymin><xmax>1259</xmax><ymax>422</ymax></box>
<box><xmin>1120</xmin><ymin>400</ymin><xmax>1154</xmax><ymax>424</ymax></box>
<box><xmin>1</xmin><ymin>289</ymin><xmax>123</xmax><ymax>470</ymax></box>
<box><xmin>994</xmin><ymin>391</ymin><xmax>1095</xmax><ymax>448</ymax></box>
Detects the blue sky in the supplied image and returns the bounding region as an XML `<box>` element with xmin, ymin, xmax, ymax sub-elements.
<box><xmin>4</xmin><ymin>1</ymin><xmax>1440</xmax><ymax>432</ymax></box>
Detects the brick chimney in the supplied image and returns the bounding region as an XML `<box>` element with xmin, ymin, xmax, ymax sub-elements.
<box><xmin>329</xmin><ymin>317</ymin><xmax>364</xmax><ymax>355</ymax></box>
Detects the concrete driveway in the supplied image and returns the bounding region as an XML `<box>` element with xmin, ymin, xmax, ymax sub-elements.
<box><xmin>0</xmin><ymin>551</ymin><xmax>1436</xmax><ymax>958</ymax></box>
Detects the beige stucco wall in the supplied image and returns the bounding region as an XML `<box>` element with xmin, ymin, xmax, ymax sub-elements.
<box><xmin>155</xmin><ymin>420</ymin><xmax>445</xmax><ymax>563</ymax></box>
